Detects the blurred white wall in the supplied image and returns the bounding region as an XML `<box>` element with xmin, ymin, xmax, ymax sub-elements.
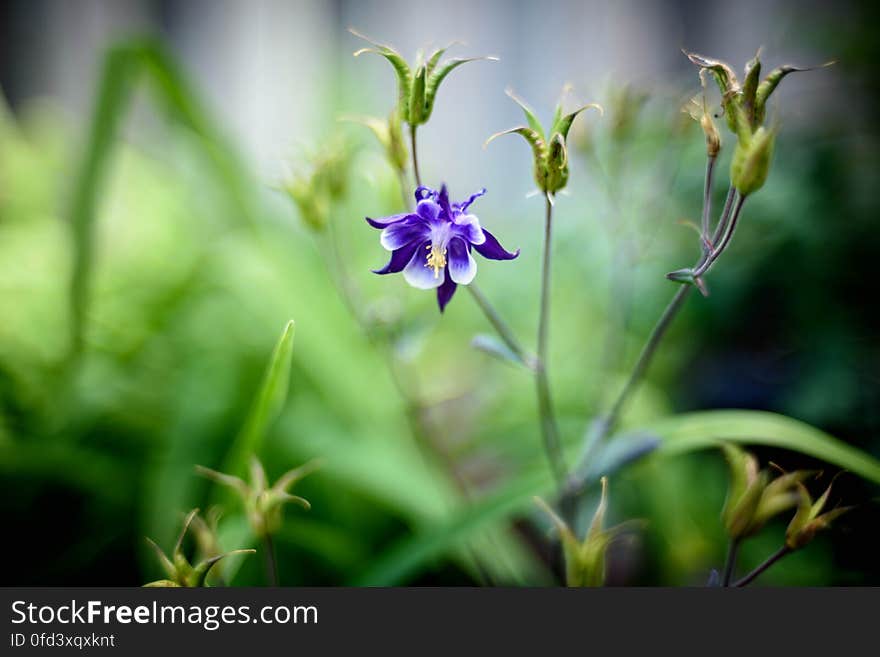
<box><xmin>1</xmin><ymin>0</ymin><xmax>848</xmax><ymax>185</ymax></box>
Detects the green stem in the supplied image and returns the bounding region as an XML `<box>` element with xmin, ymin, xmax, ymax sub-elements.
<box><xmin>262</xmin><ymin>532</ymin><xmax>278</xmax><ymax>586</ymax></box>
<box><xmin>700</xmin><ymin>156</ymin><xmax>717</xmax><ymax>250</ymax></box>
<box><xmin>409</xmin><ymin>124</ymin><xmax>421</xmax><ymax>188</ymax></box>
<box><xmin>536</xmin><ymin>196</ymin><xmax>567</xmax><ymax>488</ymax></box>
<box><xmin>722</xmin><ymin>538</ymin><xmax>740</xmax><ymax>587</ymax></box>
<box><xmin>734</xmin><ymin>545</ymin><xmax>791</xmax><ymax>587</ymax></box>
<box><xmin>467</xmin><ymin>284</ymin><xmax>529</xmax><ymax>366</ymax></box>
<box><xmin>693</xmin><ymin>193</ymin><xmax>746</xmax><ymax>278</ymax></box>
<box><xmin>606</xmin><ymin>284</ymin><xmax>692</xmax><ymax>439</ymax></box>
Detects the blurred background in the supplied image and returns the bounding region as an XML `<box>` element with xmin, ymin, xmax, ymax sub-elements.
<box><xmin>1</xmin><ymin>0</ymin><xmax>878</xmax><ymax>585</ymax></box>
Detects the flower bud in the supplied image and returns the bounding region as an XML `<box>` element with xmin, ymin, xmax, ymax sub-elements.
<box><xmin>486</xmin><ymin>88</ymin><xmax>601</xmax><ymax>198</ymax></box>
<box><xmin>721</xmin><ymin>445</ymin><xmax>807</xmax><ymax>540</ymax></box>
<box><xmin>143</xmin><ymin>509</ymin><xmax>255</xmax><ymax>587</ymax></box>
<box><xmin>351</xmin><ymin>30</ymin><xmax>496</xmax><ymax>128</ymax></box>
<box><xmin>196</xmin><ymin>457</ymin><xmax>319</xmax><ymax>538</ymax></box>
<box><xmin>342</xmin><ymin>110</ymin><xmax>408</xmax><ymax>175</ymax></box>
<box><xmin>535</xmin><ymin>477</ymin><xmax>632</xmax><ymax>586</ymax></box>
<box><xmin>785</xmin><ymin>478</ymin><xmax>851</xmax><ymax>550</ymax></box>
<box><xmin>730</xmin><ymin>126</ymin><xmax>775</xmax><ymax>197</ymax></box>
<box><xmin>281</xmin><ymin>137</ymin><xmax>353</xmax><ymax>231</ymax></box>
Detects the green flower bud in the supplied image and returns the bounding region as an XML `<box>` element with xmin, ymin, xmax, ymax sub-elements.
<box><xmin>535</xmin><ymin>477</ymin><xmax>633</xmax><ymax>587</ymax></box>
<box><xmin>486</xmin><ymin>88</ymin><xmax>602</xmax><ymax>199</ymax></box>
<box><xmin>281</xmin><ymin>137</ymin><xmax>354</xmax><ymax>231</ymax></box>
<box><xmin>196</xmin><ymin>457</ymin><xmax>320</xmax><ymax>538</ymax></box>
<box><xmin>143</xmin><ymin>509</ymin><xmax>255</xmax><ymax>587</ymax></box>
<box><xmin>730</xmin><ymin>125</ymin><xmax>775</xmax><ymax>196</ymax></box>
<box><xmin>342</xmin><ymin>110</ymin><xmax>408</xmax><ymax>175</ymax></box>
<box><xmin>721</xmin><ymin>445</ymin><xmax>811</xmax><ymax>540</ymax></box>
<box><xmin>686</xmin><ymin>50</ymin><xmax>831</xmax><ymax>195</ymax></box>
<box><xmin>351</xmin><ymin>29</ymin><xmax>497</xmax><ymax>128</ymax></box>
<box><xmin>683</xmin><ymin>71</ymin><xmax>721</xmax><ymax>158</ymax></box>
<box><xmin>785</xmin><ymin>477</ymin><xmax>852</xmax><ymax>550</ymax></box>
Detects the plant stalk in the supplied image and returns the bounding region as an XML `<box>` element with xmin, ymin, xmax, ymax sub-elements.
<box><xmin>262</xmin><ymin>532</ymin><xmax>279</xmax><ymax>586</ymax></box>
<box><xmin>409</xmin><ymin>124</ymin><xmax>421</xmax><ymax>188</ymax></box>
<box><xmin>734</xmin><ymin>545</ymin><xmax>791</xmax><ymax>587</ymax></box>
<box><xmin>722</xmin><ymin>539</ymin><xmax>740</xmax><ymax>587</ymax></box>
<box><xmin>467</xmin><ymin>284</ymin><xmax>529</xmax><ymax>366</ymax></box>
<box><xmin>536</xmin><ymin>195</ymin><xmax>567</xmax><ymax>488</ymax></box>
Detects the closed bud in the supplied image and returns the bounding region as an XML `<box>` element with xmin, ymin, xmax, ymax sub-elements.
<box><xmin>785</xmin><ymin>477</ymin><xmax>852</xmax><ymax>550</ymax></box>
<box><xmin>282</xmin><ymin>137</ymin><xmax>353</xmax><ymax>231</ymax></box>
<box><xmin>535</xmin><ymin>477</ymin><xmax>634</xmax><ymax>587</ymax></box>
<box><xmin>730</xmin><ymin>126</ymin><xmax>775</xmax><ymax>196</ymax></box>
<box><xmin>342</xmin><ymin>110</ymin><xmax>408</xmax><ymax>175</ymax></box>
<box><xmin>143</xmin><ymin>509</ymin><xmax>255</xmax><ymax>587</ymax></box>
<box><xmin>721</xmin><ymin>445</ymin><xmax>807</xmax><ymax>540</ymax></box>
<box><xmin>486</xmin><ymin>88</ymin><xmax>601</xmax><ymax>199</ymax></box>
<box><xmin>351</xmin><ymin>29</ymin><xmax>496</xmax><ymax>128</ymax></box>
<box><xmin>196</xmin><ymin>457</ymin><xmax>320</xmax><ymax>538</ymax></box>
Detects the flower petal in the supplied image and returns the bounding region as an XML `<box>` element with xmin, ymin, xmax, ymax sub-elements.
<box><xmin>372</xmin><ymin>240</ymin><xmax>421</xmax><ymax>275</ymax></box>
<box><xmin>403</xmin><ymin>241</ymin><xmax>445</xmax><ymax>289</ymax></box>
<box><xmin>380</xmin><ymin>219</ymin><xmax>430</xmax><ymax>251</ymax></box>
<box><xmin>436</xmin><ymin>274</ymin><xmax>458</xmax><ymax>312</ymax></box>
<box><xmin>455</xmin><ymin>188</ymin><xmax>486</xmax><ymax>213</ymax></box>
<box><xmin>447</xmin><ymin>237</ymin><xmax>477</xmax><ymax>284</ymax></box>
<box><xmin>416</xmin><ymin>198</ymin><xmax>442</xmax><ymax>224</ymax></box>
<box><xmin>473</xmin><ymin>228</ymin><xmax>519</xmax><ymax>260</ymax></box>
<box><xmin>366</xmin><ymin>212</ymin><xmax>415</xmax><ymax>229</ymax></box>
<box><xmin>452</xmin><ymin>212</ymin><xmax>486</xmax><ymax>245</ymax></box>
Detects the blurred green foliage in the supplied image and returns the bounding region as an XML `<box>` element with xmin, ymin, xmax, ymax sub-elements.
<box><xmin>1</xmin><ymin>32</ymin><xmax>878</xmax><ymax>586</ymax></box>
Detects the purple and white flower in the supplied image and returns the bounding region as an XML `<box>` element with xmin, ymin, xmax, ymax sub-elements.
<box><xmin>367</xmin><ymin>185</ymin><xmax>519</xmax><ymax>311</ymax></box>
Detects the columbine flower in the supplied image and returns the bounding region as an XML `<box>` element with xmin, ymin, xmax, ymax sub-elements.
<box><xmin>366</xmin><ymin>185</ymin><xmax>519</xmax><ymax>312</ymax></box>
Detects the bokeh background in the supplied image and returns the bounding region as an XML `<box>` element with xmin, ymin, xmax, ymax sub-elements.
<box><xmin>1</xmin><ymin>0</ymin><xmax>878</xmax><ymax>585</ymax></box>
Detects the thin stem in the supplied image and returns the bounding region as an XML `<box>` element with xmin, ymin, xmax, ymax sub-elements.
<box><xmin>409</xmin><ymin>124</ymin><xmax>421</xmax><ymax>188</ymax></box>
<box><xmin>734</xmin><ymin>546</ymin><xmax>791</xmax><ymax>587</ymax></box>
<box><xmin>710</xmin><ymin>186</ymin><xmax>736</xmax><ymax>247</ymax></box>
<box><xmin>262</xmin><ymin>532</ymin><xmax>279</xmax><ymax>586</ymax></box>
<box><xmin>604</xmin><ymin>283</ymin><xmax>692</xmax><ymax>439</ymax></box>
<box><xmin>467</xmin><ymin>284</ymin><xmax>529</xmax><ymax>365</ymax></box>
<box><xmin>694</xmin><ymin>193</ymin><xmax>746</xmax><ymax>278</ymax></box>
<box><xmin>536</xmin><ymin>196</ymin><xmax>567</xmax><ymax>488</ymax></box>
<box><xmin>700</xmin><ymin>155</ymin><xmax>717</xmax><ymax>250</ymax></box>
<box><xmin>722</xmin><ymin>538</ymin><xmax>740</xmax><ymax>587</ymax></box>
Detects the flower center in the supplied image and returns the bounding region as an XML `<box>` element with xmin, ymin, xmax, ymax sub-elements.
<box><xmin>425</xmin><ymin>243</ymin><xmax>447</xmax><ymax>279</ymax></box>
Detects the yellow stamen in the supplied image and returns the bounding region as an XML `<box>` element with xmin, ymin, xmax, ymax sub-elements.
<box><xmin>425</xmin><ymin>243</ymin><xmax>447</xmax><ymax>279</ymax></box>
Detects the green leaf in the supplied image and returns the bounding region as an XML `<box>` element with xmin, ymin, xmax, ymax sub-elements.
<box><xmin>66</xmin><ymin>38</ymin><xmax>255</xmax><ymax>358</ymax></box>
<box><xmin>639</xmin><ymin>410</ymin><xmax>880</xmax><ymax>484</ymax></box>
<box><xmin>470</xmin><ymin>334</ymin><xmax>529</xmax><ymax>369</ymax></box>
<box><xmin>354</xmin><ymin>471</ymin><xmax>549</xmax><ymax>586</ymax></box>
<box><xmin>221</xmin><ymin>320</ymin><xmax>296</xmax><ymax>481</ymax></box>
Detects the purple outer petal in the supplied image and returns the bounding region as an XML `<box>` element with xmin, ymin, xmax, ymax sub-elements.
<box><xmin>436</xmin><ymin>272</ymin><xmax>458</xmax><ymax>312</ymax></box>
<box><xmin>451</xmin><ymin>214</ymin><xmax>485</xmax><ymax>245</ymax></box>
<box><xmin>472</xmin><ymin>228</ymin><xmax>520</xmax><ymax>260</ymax></box>
<box><xmin>366</xmin><ymin>212</ymin><xmax>416</xmax><ymax>229</ymax></box>
<box><xmin>380</xmin><ymin>219</ymin><xmax>430</xmax><ymax>251</ymax></box>
<box><xmin>372</xmin><ymin>240</ymin><xmax>421</xmax><ymax>274</ymax></box>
